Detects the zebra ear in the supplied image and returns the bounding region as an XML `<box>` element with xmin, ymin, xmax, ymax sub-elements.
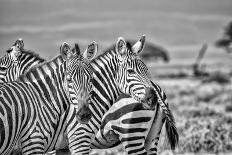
<box><xmin>83</xmin><ymin>41</ymin><xmax>98</xmax><ymax>60</ymax></box>
<box><xmin>132</xmin><ymin>35</ymin><xmax>146</xmax><ymax>55</ymax></box>
<box><xmin>8</xmin><ymin>38</ymin><xmax>24</xmax><ymax>61</ymax></box>
<box><xmin>6</xmin><ymin>38</ymin><xmax>24</xmax><ymax>54</ymax></box>
<box><xmin>14</xmin><ymin>38</ymin><xmax>24</xmax><ymax>50</ymax></box>
<box><xmin>60</xmin><ymin>42</ymin><xmax>73</xmax><ymax>60</ymax></box>
<box><xmin>73</xmin><ymin>43</ymin><xmax>81</xmax><ymax>56</ymax></box>
<box><xmin>116</xmin><ymin>37</ymin><xmax>127</xmax><ymax>56</ymax></box>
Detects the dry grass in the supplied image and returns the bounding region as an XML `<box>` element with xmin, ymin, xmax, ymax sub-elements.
<box><xmin>156</xmin><ymin>76</ymin><xmax>232</xmax><ymax>154</ymax></box>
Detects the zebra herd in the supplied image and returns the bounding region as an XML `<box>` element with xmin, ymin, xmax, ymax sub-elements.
<box><xmin>0</xmin><ymin>35</ymin><xmax>178</xmax><ymax>155</ymax></box>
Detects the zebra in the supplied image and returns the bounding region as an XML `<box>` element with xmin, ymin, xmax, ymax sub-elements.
<box><xmin>59</xmin><ymin>35</ymin><xmax>166</xmax><ymax>155</ymax></box>
<box><xmin>0</xmin><ymin>41</ymin><xmax>97</xmax><ymax>155</ymax></box>
<box><xmin>92</xmin><ymin>80</ymin><xmax>178</xmax><ymax>155</ymax></box>
<box><xmin>0</xmin><ymin>38</ymin><xmax>45</xmax><ymax>83</ymax></box>
<box><xmin>49</xmin><ymin>85</ymin><xmax>177</xmax><ymax>155</ymax></box>
<box><xmin>0</xmin><ymin>39</ymin><xmax>178</xmax><ymax>155</ymax></box>
<box><xmin>45</xmin><ymin>35</ymin><xmax>177</xmax><ymax>155</ymax></box>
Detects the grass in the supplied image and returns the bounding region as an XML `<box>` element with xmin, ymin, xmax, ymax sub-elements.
<box><xmin>156</xmin><ymin>74</ymin><xmax>232</xmax><ymax>154</ymax></box>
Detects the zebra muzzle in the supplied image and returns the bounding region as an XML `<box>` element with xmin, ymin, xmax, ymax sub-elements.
<box><xmin>141</xmin><ymin>87</ymin><xmax>157</xmax><ymax>110</ymax></box>
<box><xmin>76</xmin><ymin>104</ymin><xmax>92</xmax><ymax>124</ymax></box>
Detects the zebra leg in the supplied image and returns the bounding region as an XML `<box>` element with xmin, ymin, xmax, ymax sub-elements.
<box><xmin>145</xmin><ymin>106</ymin><xmax>165</xmax><ymax>155</ymax></box>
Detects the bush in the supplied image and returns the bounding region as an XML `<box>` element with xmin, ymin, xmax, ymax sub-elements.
<box><xmin>202</xmin><ymin>72</ymin><xmax>230</xmax><ymax>84</ymax></box>
<box><xmin>225</xmin><ymin>105</ymin><xmax>232</xmax><ymax>112</ymax></box>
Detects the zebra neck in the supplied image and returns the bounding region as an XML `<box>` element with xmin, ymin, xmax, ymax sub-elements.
<box><xmin>18</xmin><ymin>55</ymin><xmax>69</xmax><ymax>114</ymax></box>
<box><xmin>91</xmin><ymin>50</ymin><xmax>120</xmax><ymax>112</ymax></box>
<box><xmin>19</xmin><ymin>53</ymin><xmax>46</xmax><ymax>76</ymax></box>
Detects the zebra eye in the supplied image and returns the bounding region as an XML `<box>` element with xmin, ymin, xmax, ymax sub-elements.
<box><xmin>127</xmin><ymin>69</ymin><xmax>136</xmax><ymax>74</ymax></box>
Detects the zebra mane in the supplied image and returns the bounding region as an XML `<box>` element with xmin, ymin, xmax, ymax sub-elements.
<box><xmin>102</xmin><ymin>41</ymin><xmax>132</xmax><ymax>54</ymax></box>
<box><xmin>20</xmin><ymin>49</ymin><xmax>45</xmax><ymax>62</ymax></box>
<box><xmin>18</xmin><ymin>55</ymin><xmax>63</xmax><ymax>80</ymax></box>
<box><xmin>97</xmin><ymin>41</ymin><xmax>133</xmax><ymax>60</ymax></box>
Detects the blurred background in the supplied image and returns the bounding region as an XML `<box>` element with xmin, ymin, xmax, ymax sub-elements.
<box><xmin>0</xmin><ymin>0</ymin><xmax>232</xmax><ymax>154</ymax></box>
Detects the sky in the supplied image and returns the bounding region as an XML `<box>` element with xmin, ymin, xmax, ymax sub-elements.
<box><xmin>0</xmin><ymin>0</ymin><xmax>231</xmax><ymax>65</ymax></box>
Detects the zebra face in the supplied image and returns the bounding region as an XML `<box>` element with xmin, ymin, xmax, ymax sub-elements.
<box><xmin>0</xmin><ymin>39</ymin><xmax>23</xmax><ymax>83</ymax></box>
<box><xmin>116</xmin><ymin>35</ymin><xmax>155</xmax><ymax>109</ymax></box>
<box><xmin>61</xmin><ymin>42</ymin><xmax>98</xmax><ymax>123</ymax></box>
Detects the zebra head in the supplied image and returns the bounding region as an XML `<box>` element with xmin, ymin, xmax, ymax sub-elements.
<box><xmin>115</xmin><ymin>35</ymin><xmax>155</xmax><ymax>109</ymax></box>
<box><xmin>0</xmin><ymin>38</ymin><xmax>24</xmax><ymax>83</ymax></box>
<box><xmin>61</xmin><ymin>41</ymin><xmax>97</xmax><ymax>124</ymax></box>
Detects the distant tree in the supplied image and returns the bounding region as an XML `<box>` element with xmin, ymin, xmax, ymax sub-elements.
<box><xmin>215</xmin><ymin>21</ymin><xmax>232</xmax><ymax>53</ymax></box>
<box><xmin>192</xmin><ymin>44</ymin><xmax>209</xmax><ymax>77</ymax></box>
<box><xmin>104</xmin><ymin>40</ymin><xmax>170</xmax><ymax>62</ymax></box>
<box><xmin>225</xmin><ymin>21</ymin><xmax>232</xmax><ymax>40</ymax></box>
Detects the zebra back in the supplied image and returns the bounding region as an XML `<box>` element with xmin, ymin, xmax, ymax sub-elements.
<box><xmin>0</xmin><ymin>38</ymin><xmax>45</xmax><ymax>83</ymax></box>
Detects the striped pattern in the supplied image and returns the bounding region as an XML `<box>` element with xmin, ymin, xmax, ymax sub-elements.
<box><xmin>0</xmin><ymin>39</ymin><xmax>45</xmax><ymax>84</ymax></box>
<box><xmin>91</xmin><ymin>81</ymin><xmax>178</xmax><ymax>155</ymax></box>
<box><xmin>64</xmin><ymin>36</ymin><xmax>157</xmax><ymax>154</ymax></box>
<box><xmin>92</xmin><ymin>97</ymin><xmax>157</xmax><ymax>153</ymax></box>
<box><xmin>0</xmin><ymin>42</ymin><xmax>94</xmax><ymax>155</ymax></box>
<box><xmin>46</xmin><ymin>37</ymin><xmax>178</xmax><ymax>155</ymax></box>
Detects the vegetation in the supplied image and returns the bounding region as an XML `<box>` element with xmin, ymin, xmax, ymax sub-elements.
<box><xmin>157</xmin><ymin>76</ymin><xmax>232</xmax><ymax>154</ymax></box>
<box><xmin>215</xmin><ymin>21</ymin><xmax>232</xmax><ymax>53</ymax></box>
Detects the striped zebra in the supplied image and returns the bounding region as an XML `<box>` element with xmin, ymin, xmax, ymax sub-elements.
<box><xmin>61</xmin><ymin>35</ymin><xmax>164</xmax><ymax>154</ymax></box>
<box><xmin>0</xmin><ymin>38</ymin><xmax>45</xmax><ymax>83</ymax></box>
<box><xmin>0</xmin><ymin>41</ymin><xmax>97</xmax><ymax>155</ymax></box>
<box><xmin>92</xmin><ymin>80</ymin><xmax>178</xmax><ymax>155</ymax></box>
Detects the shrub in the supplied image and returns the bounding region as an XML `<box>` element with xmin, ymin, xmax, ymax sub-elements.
<box><xmin>202</xmin><ymin>72</ymin><xmax>230</xmax><ymax>84</ymax></box>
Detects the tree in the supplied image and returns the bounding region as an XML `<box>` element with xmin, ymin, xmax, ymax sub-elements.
<box><xmin>215</xmin><ymin>21</ymin><xmax>232</xmax><ymax>53</ymax></box>
<box><xmin>104</xmin><ymin>40</ymin><xmax>170</xmax><ymax>62</ymax></box>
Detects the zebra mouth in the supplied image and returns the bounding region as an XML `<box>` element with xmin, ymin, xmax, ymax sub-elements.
<box><xmin>133</xmin><ymin>88</ymin><xmax>157</xmax><ymax>110</ymax></box>
<box><xmin>76</xmin><ymin>113</ymin><xmax>92</xmax><ymax>124</ymax></box>
<box><xmin>76</xmin><ymin>106</ymin><xmax>92</xmax><ymax>124</ymax></box>
<box><xmin>141</xmin><ymin>96</ymin><xmax>155</xmax><ymax>110</ymax></box>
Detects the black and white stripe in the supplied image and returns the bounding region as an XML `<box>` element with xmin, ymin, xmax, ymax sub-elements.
<box><xmin>92</xmin><ymin>81</ymin><xmax>178</xmax><ymax>155</ymax></box>
<box><xmin>0</xmin><ymin>38</ymin><xmax>45</xmax><ymax>84</ymax></box>
<box><xmin>63</xmin><ymin>35</ymin><xmax>159</xmax><ymax>154</ymax></box>
<box><xmin>0</xmin><ymin>42</ymin><xmax>95</xmax><ymax>155</ymax></box>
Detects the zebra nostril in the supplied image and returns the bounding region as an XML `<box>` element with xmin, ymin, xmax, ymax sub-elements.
<box><xmin>76</xmin><ymin>103</ymin><xmax>92</xmax><ymax>124</ymax></box>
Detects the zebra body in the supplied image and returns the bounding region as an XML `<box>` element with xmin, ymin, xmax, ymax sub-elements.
<box><xmin>45</xmin><ymin>36</ymin><xmax>178</xmax><ymax>155</ymax></box>
<box><xmin>51</xmin><ymin>81</ymin><xmax>176</xmax><ymax>155</ymax></box>
<box><xmin>63</xmin><ymin>35</ymin><xmax>162</xmax><ymax>154</ymax></box>
<box><xmin>0</xmin><ymin>56</ymin><xmax>68</xmax><ymax>155</ymax></box>
<box><xmin>0</xmin><ymin>42</ymin><xmax>96</xmax><ymax>155</ymax></box>
<box><xmin>0</xmin><ymin>38</ymin><xmax>45</xmax><ymax>83</ymax></box>
<box><xmin>91</xmin><ymin>97</ymin><xmax>157</xmax><ymax>150</ymax></box>
<box><xmin>91</xmin><ymin>80</ymin><xmax>177</xmax><ymax>155</ymax></box>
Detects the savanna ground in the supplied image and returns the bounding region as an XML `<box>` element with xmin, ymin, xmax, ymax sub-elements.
<box><xmin>90</xmin><ymin>63</ymin><xmax>232</xmax><ymax>155</ymax></box>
